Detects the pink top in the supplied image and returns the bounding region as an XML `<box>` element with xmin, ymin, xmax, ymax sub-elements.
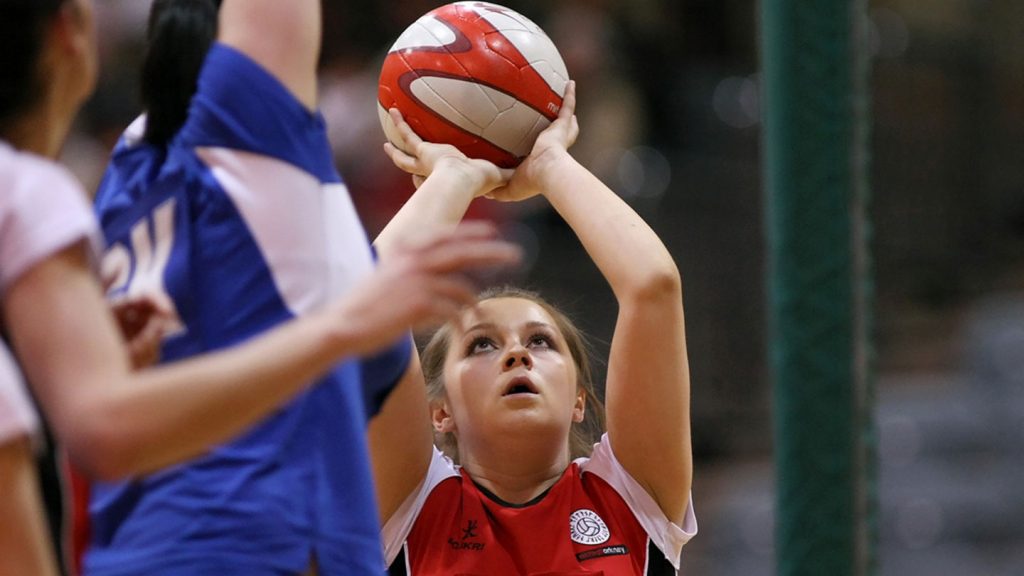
<box><xmin>0</xmin><ymin>140</ymin><xmax>100</xmax><ymax>445</ymax></box>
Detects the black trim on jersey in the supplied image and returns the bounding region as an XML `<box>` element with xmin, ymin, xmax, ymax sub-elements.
<box><xmin>35</xmin><ymin>419</ymin><xmax>71</xmax><ymax>576</ymax></box>
<box><xmin>388</xmin><ymin>548</ymin><xmax>408</xmax><ymax>575</ymax></box>
<box><xmin>387</xmin><ymin>531</ymin><xmax>678</xmax><ymax>575</ymax></box>
<box><xmin>470</xmin><ymin>477</ymin><xmax>555</xmax><ymax>509</ymax></box>
<box><xmin>646</xmin><ymin>538</ymin><xmax>677</xmax><ymax>575</ymax></box>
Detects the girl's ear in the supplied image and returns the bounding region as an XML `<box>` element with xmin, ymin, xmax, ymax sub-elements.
<box><xmin>431</xmin><ymin>401</ymin><xmax>456</xmax><ymax>433</ymax></box>
<box><xmin>572</xmin><ymin>389</ymin><xmax>585</xmax><ymax>423</ymax></box>
<box><xmin>53</xmin><ymin>1</ymin><xmax>90</xmax><ymax>58</ymax></box>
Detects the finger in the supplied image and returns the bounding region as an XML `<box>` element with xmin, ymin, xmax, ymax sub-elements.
<box><xmin>560</xmin><ymin>80</ymin><xmax>577</xmax><ymax>120</ymax></box>
<box><xmin>390</xmin><ymin>276</ymin><xmax>475</xmax><ymax>332</ymax></box>
<box><xmin>567</xmin><ymin>115</ymin><xmax>580</xmax><ymax>147</ymax></box>
<box><xmin>419</xmin><ymin>277</ymin><xmax>483</xmax><ymax>324</ymax></box>
<box><xmin>482</xmin><ymin>187</ymin><xmax>516</xmax><ymax>203</ymax></box>
<box><xmin>424</xmin><ymin>275</ymin><xmax>479</xmax><ymax>309</ymax></box>
<box><xmin>384</xmin><ymin>142</ymin><xmax>422</xmax><ymax>175</ymax></box>
<box><xmin>112</xmin><ymin>299</ymin><xmax>150</xmax><ymax>338</ymax></box>
<box><xmin>482</xmin><ymin>186</ymin><xmax>502</xmax><ymax>201</ymax></box>
<box><xmin>383</xmin><ymin>141</ymin><xmax>406</xmax><ymax>161</ymax></box>
<box><xmin>389</xmin><ymin>107</ymin><xmax>423</xmax><ymax>148</ymax></box>
<box><xmin>129</xmin><ymin>338</ymin><xmax>159</xmax><ymax>368</ymax></box>
<box><xmin>127</xmin><ymin>293</ymin><xmax>172</xmax><ymax>318</ymax></box>
<box><xmin>384</xmin><ymin>137</ymin><xmax>411</xmax><ymax>157</ymax></box>
<box><xmin>127</xmin><ymin>317</ymin><xmax>165</xmax><ymax>369</ymax></box>
<box><xmin>427</xmin><ymin>220</ymin><xmax>502</xmax><ymax>246</ymax></box>
<box><xmin>397</xmin><ymin>220</ymin><xmax>504</xmax><ymax>254</ymax></box>
<box><xmin>137</xmin><ymin>315</ymin><xmax>167</xmax><ymax>347</ymax></box>
<box><xmin>416</xmin><ymin>239</ymin><xmax>523</xmax><ymax>276</ymax></box>
<box><xmin>386</xmin><ymin>108</ymin><xmax>417</xmax><ymax>153</ymax></box>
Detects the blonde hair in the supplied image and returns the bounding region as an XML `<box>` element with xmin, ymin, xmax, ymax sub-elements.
<box><xmin>419</xmin><ymin>286</ymin><xmax>605</xmax><ymax>463</ymax></box>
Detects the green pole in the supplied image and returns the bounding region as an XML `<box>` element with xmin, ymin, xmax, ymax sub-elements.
<box><xmin>761</xmin><ymin>0</ymin><xmax>876</xmax><ymax>575</ymax></box>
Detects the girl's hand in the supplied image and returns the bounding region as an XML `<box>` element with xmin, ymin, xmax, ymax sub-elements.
<box><xmin>330</xmin><ymin>221</ymin><xmax>522</xmax><ymax>355</ymax></box>
<box><xmin>487</xmin><ymin>80</ymin><xmax>580</xmax><ymax>203</ymax></box>
<box><xmin>111</xmin><ymin>295</ymin><xmax>172</xmax><ymax>370</ymax></box>
<box><xmin>383</xmin><ymin>108</ymin><xmax>511</xmax><ymax>197</ymax></box>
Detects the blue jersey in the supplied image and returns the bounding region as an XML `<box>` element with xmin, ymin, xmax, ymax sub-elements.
<box><xmin>87</xmin><ymin>44</ymin><xmax>410</xmax><ymax>575</ymax></box>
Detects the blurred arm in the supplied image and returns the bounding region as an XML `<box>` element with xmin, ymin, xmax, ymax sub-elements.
<box><xmin>218</xmin><ymin>0</ymin><xmax>320</xmax><ymax>109</ymax></box>
<box><xmin>6</xmin><ymin>244</ymin><xmax>362</xmax><ymax>479</ymax></box>
<box><xmin>0</xmin><ymin>438</ymin><xmax>60</xmax><ymax>576</ymax></box>
<box><xmin>8</xmin><ymin>230</ymin><xmax>518</xmax><ymax>481</ymax></box>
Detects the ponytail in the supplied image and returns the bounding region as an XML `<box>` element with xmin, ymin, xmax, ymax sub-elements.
<box><xmin>0</xmin><ymin>0</ymin><xmax>67</xmax><ymax>136</ymax></box>
<box><xmin>140</xmin><ymin>0</ymin><xmax>218</xmax><ymax>146</ymax></box>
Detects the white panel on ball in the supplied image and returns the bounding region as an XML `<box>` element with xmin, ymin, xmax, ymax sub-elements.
<box><xmin>527</xmin><ymin>60</ymin><xmax>569</xmax><ymax>96</ymax></box>
<box><xmin>468</xmin><ymin>2</ymin><xmax>534</xmax><ymax>33</ymax></box>
<box><xmin>412</xmin><ymin>76</ymin><xmax>502</xmax><ymax>129</ymax></box>
<box><xmin>392</xmin><ymin>16</ymin><xmax>456</xmax><ymax>51</ymax></box>
<box><xmin>483</xmin><ymin>102</ymin><xmax>550</xmax><ymax>157</ymax></box>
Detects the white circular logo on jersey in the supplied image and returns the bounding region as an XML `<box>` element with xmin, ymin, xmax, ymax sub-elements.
<box><xmin>569</xmin><ymin>509</ymin><xmax>610</xmax><ymax>545</ymax></box>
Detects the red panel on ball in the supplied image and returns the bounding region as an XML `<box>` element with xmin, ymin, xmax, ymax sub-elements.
<box><xmin>378</xmin><ymin>2</ymin><xmax>568</xmax><ymax>168</ymax></box>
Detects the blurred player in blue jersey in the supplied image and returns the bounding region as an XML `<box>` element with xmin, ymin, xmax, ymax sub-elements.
<box><xmin>85</xmin><ymin>0</ymin><xmax>521</xmax><ymax>574</ymax></box>
<box><xmin>0</xmin><ymin>0</ymin><xmax>519</xmax><ymax>574</ymax></box>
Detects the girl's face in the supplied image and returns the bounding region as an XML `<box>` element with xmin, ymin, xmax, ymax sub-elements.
<box><xmin>68</xmin><ymin>0</ymin><xmax>99</xmax><ymax>103</ymax></box>
<box><xmin>38</xmin><ymin>0</ymin><xmax>99</xmax><ymax>130</ymax></box>
<box><xmin>435</xmin><ymin>297</ymin><xmax>584</xmax><ymax>448</ymax></box>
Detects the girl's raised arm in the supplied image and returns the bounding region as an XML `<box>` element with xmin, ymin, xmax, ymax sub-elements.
<box><xmin>369</xmin><ymin>107</ymin><xmax>511</xmax><ymax>524</ymax></box>
<box><xmin>502</xmin><ymin>83</ymin><xmax>692</xmax><ymax>524</ymax></box>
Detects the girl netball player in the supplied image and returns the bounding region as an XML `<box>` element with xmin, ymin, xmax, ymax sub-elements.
<box><xmin>370</xmin><ymin>82</ymin><xmax>697</xmax><ymax>575</ymax></box>
<box><xmin>0</xmin><ymin>0</ymin><xmax>518</xmax><ymax>573</ymax></box>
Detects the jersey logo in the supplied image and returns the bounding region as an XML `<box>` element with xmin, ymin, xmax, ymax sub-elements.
<box><xmin>576</xmin><ymin>544</ymin><xmax>629</xmax><ymax>562</ymax></box>
<box><xmin>102</xmin><ymin>197</ymin><xmax>185</xmax><ymax>338</ymax></box>
<box><xmin>569</xmin><ymin>509</ymin><xmax>610</xmax><ymax>545</ymax></box>
<box><xmin>447</xmin><ymin>519</ymin><xmax>485</xmax><ymax>552</ymax></box>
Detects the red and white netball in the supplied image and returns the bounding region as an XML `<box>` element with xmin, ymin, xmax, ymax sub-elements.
<box><xmin>378</xmin><ymin>2</ymin><xmax>568</xmax><ymax>168</ymax></box>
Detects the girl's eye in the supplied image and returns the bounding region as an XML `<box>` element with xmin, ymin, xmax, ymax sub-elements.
<box><xmin>528</xmin><ymin>334</ymin><xmax>553</xmax><ymax>349</ymax></box>
<box><xmin>467</xmin><ymin>337</ymin><xmax>496</xmax><ymax>355</ymax></box>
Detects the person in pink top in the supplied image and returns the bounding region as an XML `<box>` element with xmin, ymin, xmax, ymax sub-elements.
<box><xmin>0</xmin><ymin>319</ymin><xmax>56</xmax><ymax>574</ymax></box>
<box><xmin>370</xmin><ymin>83</ymin><xmax>698</xmax><ymax>575</ymax></box>
<box><xmin>0</xmin><ymin>1</ymin><xmax>519</xmax><ymax>573</ymax></box>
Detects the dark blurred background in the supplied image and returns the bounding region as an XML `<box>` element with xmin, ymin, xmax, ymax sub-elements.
<box><xmin>70</xmin><ymin>1</ymin><xmax>1024</xmax><ymax>573</ymax></box>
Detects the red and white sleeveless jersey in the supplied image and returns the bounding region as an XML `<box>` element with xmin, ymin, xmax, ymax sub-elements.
<box><xmin>383</xmin><ymin>435</ymin><xmax>697</xmax><ymax>575</ymax></box>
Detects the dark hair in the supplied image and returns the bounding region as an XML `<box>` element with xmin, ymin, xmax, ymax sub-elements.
<box><xmin>420</xmin><ymin>286</ymin><xmax>606</xmax><ymax>463</ymax></box>
<box><xmin>140</xmin><ymin>0</ymin><xmax>218</xmax><ymax>146</ymax></box>
<box><xmin>0</xmin><ymin>0</ymin><xmax>67</xmax><ymax>135</ymax></box>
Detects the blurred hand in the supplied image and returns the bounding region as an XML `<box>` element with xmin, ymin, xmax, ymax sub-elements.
<box><xmin>111</xmin><ymin>295</ymin><xmax>172</xmax><ymax>370</ymax></box>
<box><xmin>327</xmin><ymin>221</ymin><xmax>521</xmax><ymax>356</ymax></box>
<box><xmin>383</xmin><ymin>108</ymin><xmax>511</xmax><ymax>196</ymax></box>
<box><xmin>488</xmin><ymin>80</ymin><xmax>580</xmax><ymax>203</ymax></box>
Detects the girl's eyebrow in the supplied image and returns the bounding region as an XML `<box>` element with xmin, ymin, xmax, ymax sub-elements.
<box><xmin>525</xmin><ymin>321</ymin><xmax>554</xmax><ymax>331</ymax></box>
<box><xmin>463</xmin><ymin>321</ymin><xmax>554</xmax><ymax>335</ymax></box>
<box><xmin>465</xmin><ymin>322</ymin><xmax>497</xmax><ymax>334</ymax></box>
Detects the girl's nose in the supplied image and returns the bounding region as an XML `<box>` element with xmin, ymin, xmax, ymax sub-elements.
<box><xmin>503</xmin><ymin>347</ymin><xmax>532</xmax><ymax>369</ymax></box>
